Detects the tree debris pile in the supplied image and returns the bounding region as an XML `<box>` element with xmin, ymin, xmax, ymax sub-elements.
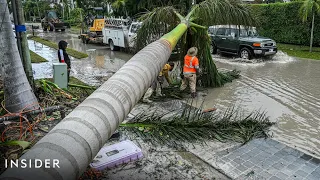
<box><xmin>0</xmin><ymin>78</ymin><xmax>96</xmax><ymax>174</ymax></box>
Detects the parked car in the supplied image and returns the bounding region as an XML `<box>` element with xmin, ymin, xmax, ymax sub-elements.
<box><xmin>208</xmin><ymin>25</ymin><xmax>277</xmax><ymax>59</ymax></box>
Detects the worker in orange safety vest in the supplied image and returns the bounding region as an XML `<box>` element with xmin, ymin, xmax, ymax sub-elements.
<box><xmin>180</xmin><ymin>47</ymin><xmax>200</xmax><ymax>98</ymax></box>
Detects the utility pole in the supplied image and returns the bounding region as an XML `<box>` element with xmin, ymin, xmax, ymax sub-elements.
<box><xmin>37</xmin><ymin>0</ymin><xmax>41</xmax><ymax>19</ymax></box>
<box><xmin>11</xmin><ymin>0</ymin><xmax>35</xmax><ymax>89</ymax></box>
<box><xmin>11</xmin><ymin>0</ymin><xmax>22</xmax><ymax>59</ymax></box>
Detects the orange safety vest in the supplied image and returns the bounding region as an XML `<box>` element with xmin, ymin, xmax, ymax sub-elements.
<box><xmin>183</xmin><ymin>55</ymin><xmax>199</xmax><ymax>74</ymax></box>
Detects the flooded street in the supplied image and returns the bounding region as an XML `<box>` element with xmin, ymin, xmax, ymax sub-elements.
<box><xmin>199</xmin><ymin>53</ymin><xmax>320</xmax><ymax>158</ymax></box>
<box><xmin>33</xmin><ymin>31</ymin><xmax>320</xmax><ymax>158</ymax></box>
<box><xmin>31</xmin><ymin>31</ymin><xmax>131</xmax><ymax>85</ymax></box>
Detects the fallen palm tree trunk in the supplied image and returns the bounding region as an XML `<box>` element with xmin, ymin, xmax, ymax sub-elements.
<box><xmin>0</xmin><ymin>1</ymin><xmax>253</xmax><ymax>179</ymax></box>
<box><xmin>0</xmin><ymin>106</ymin><xmax>63</xmax><ymax>123</ymax></box>
<box><xmin>0</xmin><ymin>22</ymin><xmax>183</xmax><ymax>180</ymax></box>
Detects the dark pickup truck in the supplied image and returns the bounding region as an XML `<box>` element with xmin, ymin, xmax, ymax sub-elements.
<box><xmin>208</xmin><ymin>25</ymin><xmax>277</xmax><ymax>60</ymax></box>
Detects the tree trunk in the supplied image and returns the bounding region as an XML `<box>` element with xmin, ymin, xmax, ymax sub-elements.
<box><xmin>11</xmin><ymin>0</ymin><xmax>22</xmax><ymax>59</ymax></box>
<box><xmin>0</xmin><ymin>23</ymin><xmax>187</xmax><ymax>179</ymax></box>
<box><xmin>0</xmin><ymin>0</ymin><xmax>39</xmax><ymax>113</ymax></box>
<box><xmin>309</xmin><ymin>12</ymin><xmax>315</xmax><ymax>52</ymax></box>
<box><xmin>62</xmin><ymin>4</ymin><xmax>65</xmax><ymax>20</ymax></box>
<box><xmin>70</xmin><ymin>0</ymin><xmax>74</xmax><ymax>10</ymax></box>
<box><xmin>37</xmin><ymin>0</ymin><xmax>41</xmax><ymax>18</ymax></box>
<box><xmin>15</xmin><ymin>0</ymin><xmax>35</xmax><ymax>89</ymax></box>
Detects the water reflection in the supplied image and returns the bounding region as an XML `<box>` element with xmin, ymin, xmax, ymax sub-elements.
<box><xmin>29</xmin><ymin>35</ymin><xmax>130</xmax><ymax>86</ymax></box>
<box><xmin>28</xmin><ymin>40</ymin><xmax>58</xmax><ymax>79</ymax></box>
<box><xmin>95</xmin><ymin>55</ymin><xmax>105</xmax><ymax>68</ymax></box>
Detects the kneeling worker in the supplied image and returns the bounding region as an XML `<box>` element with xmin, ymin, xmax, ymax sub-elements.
<box><xmin>143</xmin><ymin>62</ymin><xmax>175</xmax><ymax>103</ymax></box>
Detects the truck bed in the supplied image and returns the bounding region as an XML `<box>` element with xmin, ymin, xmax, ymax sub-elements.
<box><xmin>102</xmin><ymin>28</ymin><xmax>126</xmax><ymax>48</ymax></box>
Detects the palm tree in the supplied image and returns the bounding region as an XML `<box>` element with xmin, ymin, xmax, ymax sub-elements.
<box><xmin>0</xmin><ymin>0</ymin><xmax>253</xmax><ymax>179</ymax></box>
<box><xmin>300</xmin><ymin>0</ymin><xmax>320</xmax><ymax>52</ymax></box>
<box><xmin>136</xmin><ymin>0</ymin><xmax>253</xmax><ymax>87</ymax></box>
<box><xmin>111</xmin><ymin>0</ymin><xmax>128</xmax><ymax>17</ymax></box>
<box><xmin>0</xmin><ymin>0</ymin><xmax>39</xmax><ymax>113</ymax></box>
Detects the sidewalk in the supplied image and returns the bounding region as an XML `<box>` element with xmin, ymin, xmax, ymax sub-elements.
<box><xmin>191</xmin><ymin>138</ymin><xmax>320</xmax><ymax>180</ymax></box>
<box><xmin>122</xmin><ymin>100</ymin><xmax>320</xmax><ymax>180</ymax></box>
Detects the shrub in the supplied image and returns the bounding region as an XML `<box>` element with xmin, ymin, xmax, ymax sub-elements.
<box><xmin>65</xmin><ymin>8</ymin><xmax>84</xmax><ymax>26</ymax></box>
<box><xmin>249</xmin><ymin>1</ymin><xmax>320</xmax><ymax>46</ymax></box>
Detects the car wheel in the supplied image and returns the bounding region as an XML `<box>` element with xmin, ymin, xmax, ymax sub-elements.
<box><xmin>210</xmin><ymin>43</ymin><xmax>217</xmax><ymax>54</ymax></box>
<box><xmin>239</xmin><ymin>47</ymin><xmax>252</xmax><ymax>60</ymax></box>
<box><xmin>109</xmin><ymin>39</ymin><xmax>119</xmax><ymax>51</ymax></box>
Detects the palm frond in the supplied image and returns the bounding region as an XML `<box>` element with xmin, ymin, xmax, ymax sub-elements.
<box><xmin>300</xmin><ymin>0</ymin><xmax>315</xmax><ymax>22</ymax></box>
<box><xmin>135</xmin><ymin>0</ymin><xmax>250</xmax><ymax>87</ymax></box>
<box><xmin>191</xmin><ymin>29</ymin><xmax>223</xmax><ymax>87</ymax></box>
<box><xmin>219</xmin><ymin>69</ymin><xmax>241</xmax><ymax>84</ymax></box>
<box><xmin>191</xmin><ymin>0</ymin><xmax>255</xmax><ymax>27</ymax></box>
<box><xmin>135</xmin><ymin>6</ymin><xmax>181</xmax><ymax>51</ymax></box>
<box><xmin>120</xmin><ymin>102</ymin><xmax>274</xmax><ymax>148</ymax></box>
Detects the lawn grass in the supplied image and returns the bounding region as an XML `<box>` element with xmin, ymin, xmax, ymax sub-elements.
<box><xmin>30</xmin><ymin>50</ymin><xmax>47</xmax><ymax>63</ymax></box>
<box><xmin>68</xmin><ymin>77</ymin><xmax>89</xmax><ymax>86</ymax></box>
<box><xmin>29</xmin><ymin>36</ymin><xmax>88</xmax><ymax>59</ymax></box>
<box><xmin>278</xmin><ymin>43</ymin><xmax>320</xmax><ymax>60</ymax></box>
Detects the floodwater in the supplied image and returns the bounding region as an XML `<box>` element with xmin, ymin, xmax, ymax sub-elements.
<box><xmin>30</xmin><ymin>31</ymin><xmax>131</xmax><ymax>85</ymax></box>
<box><xmin>197</xmin><ymin>52</ymin><xmax>320</xmax><ymax>158</ymax></box>
<box><xmin>32</xmin><ymin>31</ymin><xmax>320</xmax><ymax>158</ymax></box>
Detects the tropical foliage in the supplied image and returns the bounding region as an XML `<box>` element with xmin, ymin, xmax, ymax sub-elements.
<box><xmin>120</xmin><ymin>102</ymin><xmax>274</xmax><ymax>148</ymax></box>
<box><xmin>249</xmin><ymin>1</ymin><xmax>320</xmax><ymax>47</ymax></box>
<box><xmin>109</xmin><ymin>0</ymin><xmax>206</xmax><ymax>18</ymax></box>
<box><xmin>299</xmin><ymin>0</ymin><xmax>320</xmax><ymax>52</ymax></box>
<box><xmin>136</xmin><ymin>0</ymin><xmax>253</xmax><ymax>87</ymax></box>
<box><xmin>22</xmin><ymin>0</ymin><xmax>51</xmax><ymax>21</ymax></box>
<box><xmin>65</xmin><ymin>8</ymin><xmax>84</xmax><ymax>26</ymax></box>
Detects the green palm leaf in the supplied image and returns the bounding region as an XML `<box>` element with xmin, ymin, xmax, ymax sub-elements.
<box><xmin>120</xmin><ymin>103</ymin><xmax>274</xmax><ymax>148</ymax></box>
<box><xmin>135</xmin><ymin>0</ymin><xmax>254</xmax><ymax>87</ymax></box>
<box><xmin>0</xmin><ymin>140</ymin><xmax>31</xmax><ymax>150</ymax></box>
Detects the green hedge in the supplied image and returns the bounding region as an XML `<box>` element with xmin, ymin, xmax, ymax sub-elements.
<box><xmin>249</xmin><ymin>2</ymin><xmax>320</xmax><ymax>46</ymax></box>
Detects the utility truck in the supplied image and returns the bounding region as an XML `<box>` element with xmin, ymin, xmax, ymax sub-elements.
<box><xmin>79</xmin><ymin>16</ymin><xmax>141</xmax><ymax>51</ymax></box>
